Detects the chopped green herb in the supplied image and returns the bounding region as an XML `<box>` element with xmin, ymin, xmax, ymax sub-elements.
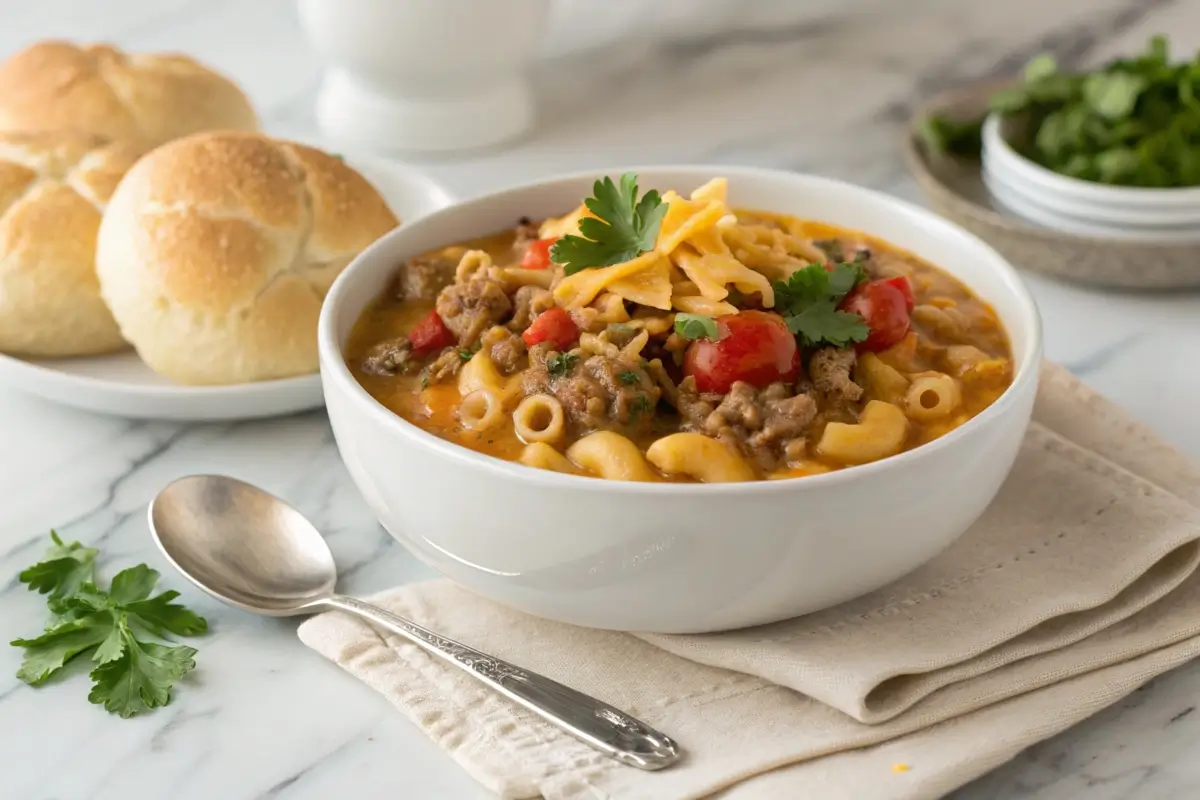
<box><xmin>773</xmin><ymin>262</ymin><xmax>870</xmax><ymax>348</ymax></box>
<box><xmin>549</xmin><ymin>173</ymin><xmax>669</xmax><ymax>275</ymax></box>
<box><xmin>420</xmin><ymin>368</ymin><xmax>430</xmax><ymax>389</ymax></box>
<box><xmin>458</xmin><ymin>344</ymin><xmax>480</xmax><ymax>362</ymax></box>
<box><xmin>921</xmin><ymin>35</ymin><xmax>1200</xmax><ymax>187</ymax></box>
<box><xmin>629</xmin><ymin>394</ymin><xmax>654</xmax><ymax>419</ymax></box>
<box><xmin>618</xmin><ymin>371</ymin><xmax>641</xmax><ymax>386</ymax></box>
<box><xmin>546</xmin><ymin>352</ymin><xmax>579</xmax><ymax>378</ymax></box>
<box><xmin>674</xmin><ymin>313</ymin><xmax>719</xmax><ymax>341</ymax></box>
<box><xmin>12</xmin><ymin>533</ymin><xmax>207</xmax><ymax>718</ymax></box>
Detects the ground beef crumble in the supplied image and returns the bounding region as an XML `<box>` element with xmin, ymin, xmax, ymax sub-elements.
<box><xmin>361</xmin><ymin>337</ymin><xmax>414</xmax><ymax>376</ymax></box>
<box><xmin>677</xmin><ymin>378</ymin><xmax>817</xmax><ymax>470</ymax></box>
<box><xmin>435</xmin><ymin>274</ymin><xmax>512</xmax><ymax>346</ymax></box>
<box><xmin>397</xmin><ymin>254</ymin><xmax>458</xmax><ymax>302</ymax></box>
<box><xmin>525</xmin><ymin>345</ymin><xmax>660</xmax><ymax>434</ymax></box>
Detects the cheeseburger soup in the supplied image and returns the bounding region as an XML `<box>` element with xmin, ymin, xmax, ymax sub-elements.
<box><xmin>346</xmin><ymin>175</ymin><xmax>1013</xmax><ymax>482</ymax></box>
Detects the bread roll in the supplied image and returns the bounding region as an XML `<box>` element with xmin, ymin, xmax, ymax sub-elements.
<box><xmin>0</xmin><ymin>41</ymin><xmax>259</xmax><ymax>147</ymax></box>
<box><xmin>0</xmin><ymin>131</ymin><xmax>144</xmax><ymax>357</ymax></box>
<box><xmin>97</xmin><ymin>131</ymin><xmax>399</xmax><ymax>385</ymax></box>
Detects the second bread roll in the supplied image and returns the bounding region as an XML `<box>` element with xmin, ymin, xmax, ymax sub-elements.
<box><xmin>0</xmin><ymin>41</ymin><xmax>259</xmax><ymax>147</ymax></box>
<box><xmin>0</xmin><ymin>131</ymin><xmax>144</xmax><ymax>356</ymax></box>
<box><xmin>96</xmin><ymin>131</ymin><xmax>399</xmax><ymax>385</ymax></box>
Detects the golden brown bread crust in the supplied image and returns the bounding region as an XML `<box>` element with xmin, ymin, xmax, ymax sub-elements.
<box><xmin>0</xmin><ymin>131</ymin><xmax>145</xmax><ymax>356</ymax></box>
<box><xmin>96</xmin><ymin>131</ymin><xmax>399</xmax><ymax>385</ymax></box>
<box><xmin>0</xmin><ymin>41</ymin><xmax>259</xmax><ymax>147</ymax></box>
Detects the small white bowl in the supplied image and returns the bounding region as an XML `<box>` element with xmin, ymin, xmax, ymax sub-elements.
<box><xmin>318</xmin><ymin>166</ymin><xmax>1042</xmax><ymax>634</ymax></box>
<box><xmin>982</xmin><ymin>115</ymin><xmax>1200</xmax><ymax>212</ymax></box>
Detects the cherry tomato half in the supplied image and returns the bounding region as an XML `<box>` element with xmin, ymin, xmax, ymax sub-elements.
<box><xmin>408</xmin><ymin>309</ymin><xmax>455</xmax><ymax>355</ymax></box>
<box><xmin>682</xmin><ymin>310</ymin><xmax>799</xmax><ymax>394</ymax></box>
<box><xmin>841</xmin><ymin>279</ymin><xmax>911</xmax><ymax>352</ymax></box>
<box><xmin>522</xmin><ymin>307</ymin><xmax>580</xmax><ymax>350</ymax></box>
<box><xmin>520</xmin><ymin>237</ymin><xmax>559</xmax><ymax>270</ymax></box>
<box><xmin>879</xmin><ymin>275</ymin><xmax>915</xmax><ymax>312</ymax></box>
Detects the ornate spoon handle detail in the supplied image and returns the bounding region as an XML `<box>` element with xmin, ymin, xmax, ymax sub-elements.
<box><xmin>327</xmin><ymin>595</ymin><xmax>681</xmax><ymax>770</ymax></box>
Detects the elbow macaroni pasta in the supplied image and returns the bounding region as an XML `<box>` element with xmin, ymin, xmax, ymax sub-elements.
<box><xmin>905</xmin><ymin>373</ymin><xmax>962</xmax><ymax>421</ymax></box>
<box><xmin>458</xmin><ymin>389</ymin><xmax>504</xmax><ymax>431</ymax></box>
<box><xmin>513</xmin><ymin>394</ymin><xmax>565</xmax><ymax>444</ymax></box>
<box><xmin>646</xmin><ymin>433</ymin><xmax>755</xmax><ymax>483</ymax></box>
<box><xmin>566</xmin><ymin>432</ymin><xmax>658</xmax><ymax>482</ymax></box>
<box><xmin>519</xmin><ymin>442</ymin><xmax>580</xmax><ymax>474</ymax></box>
<box><xmin>817</xmin><ymin>401</ymin><xmax>909</xmax><ymax>465</ymax></box>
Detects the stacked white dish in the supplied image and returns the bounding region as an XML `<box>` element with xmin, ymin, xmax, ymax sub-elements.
<box><xmin>981</xmin><ymin>115</ymin><xmax>1200</xmax><ymax>242</ymax></box>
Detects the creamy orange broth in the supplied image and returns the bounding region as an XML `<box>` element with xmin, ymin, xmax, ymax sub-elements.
<box><xmin>346</xmin><ymin>210</ymin><xmax>1013</xmax><ymax>482</ymax></box>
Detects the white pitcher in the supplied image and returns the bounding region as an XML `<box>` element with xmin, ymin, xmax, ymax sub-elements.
<box><xmin>298</xmin><ymin>0</ymin><xmax>551</xmax><ymax>153</ymax></box>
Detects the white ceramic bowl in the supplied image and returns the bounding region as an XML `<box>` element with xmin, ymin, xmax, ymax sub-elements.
<box><xmin>318</xmin><ymin>166</ymin><xmax>1043</xmax><ymax>634</ymax></box>
<box><xmin>982</xmin><ymin>168</ymin><xmax>1200</xmax><ymax>243</ymax></box>
<box><xmin>982</xmin><ymin>115</ymin><xmax>1200</xmax><ymax>234</ymax></box>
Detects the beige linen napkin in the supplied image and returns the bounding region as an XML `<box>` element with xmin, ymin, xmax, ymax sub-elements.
<box><xmin>299</xmin><ymin>364</ymin><xmax>1200</xmax><ymax>799</ymax></box>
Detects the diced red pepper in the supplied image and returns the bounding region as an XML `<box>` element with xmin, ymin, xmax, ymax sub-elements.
<box><xmin>521</xmin><ymin>237</ymin><xmax>559</xmax><ymax>270</ymax></box>
<box><xmin>522</xmin><ymin>307</ymin><xmax>579</xmax><ymax>350</ymax></box>
<box><xmin>408</xmin><ymin>309</ymin><xmax>455</xmax><ymax>355</ymax></box>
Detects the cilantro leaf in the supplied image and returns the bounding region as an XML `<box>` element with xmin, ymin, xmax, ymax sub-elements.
<box><xmin>458</xmin><ymin>344</ymin><xmax>480</xmax><ymax>362</ymax></box>
<box><xmin>785</xmin><ymin>305</ymin><xmax>871</xmax><ymax>348</ymax></box>
<box><xmin>618</xmin><ymin>371</ymin><xmax>641</xmax><ymax>386</ymax></box>
<box><xmin>11</xmin><ymin>532</ymin><xmax>208</xmax><ymax>717</ymax></box>
<box><xmin>549</xmin><ymin>174</ymin><xmax>669</xmax><ymax>275</ymax></box>
<box><xmin>546</xmin><ymin>353</ymin><xmax>578</xmax><ymax>378</ymax></box>
<box><xmin>674</xmin><ymin>313</ymin><xmax>718</xmax><ymax>341</ymax></box>
<box><xmin>88</xmin><ymin>633</ymin><xmax>197</xmax><ymax>719</ymax></box>
<box><xmin>773</xmin><ymin>263</ymin><xmax>870</xmax><ymax>348</ymax></box>
<box><xmin>11</xmin><ymin>615</ymin><xmax>114</xmax><ymax>685</ymax></box>
<box><xmin>19</xmin><ymin>531</ymin><xmax>97</xmax><ymax>600</ymax></box>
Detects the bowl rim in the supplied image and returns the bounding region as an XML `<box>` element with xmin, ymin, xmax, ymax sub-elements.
<box><xmin>982</xmin><ymin>115</ymin><xmax>1200</xmax><ymax>207</ymax></box>
<box><xmin>318</xmin><ymin>164</ymin><xmax>1043</xmax><ymax>496</ymax></box>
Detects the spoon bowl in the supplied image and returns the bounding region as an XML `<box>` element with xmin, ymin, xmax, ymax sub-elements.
<box><xmin>147</xmin><ymin>474</ymin><xmax>681</xmax><ymax>771</ymax></box>
<box><xmin>150</xmin><ymin>474</ymin><xmax>337</xmax><ymax>615</ymax></box>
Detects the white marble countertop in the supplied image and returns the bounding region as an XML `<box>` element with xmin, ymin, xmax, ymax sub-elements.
<box><xmin>3</xmin><ymin>0</ymin><xmax>1200</xmax><ymax>797</ymax></box>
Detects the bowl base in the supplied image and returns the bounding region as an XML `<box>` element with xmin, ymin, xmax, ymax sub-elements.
<box><xmin>315</xmin><ymin>70</ymin><xmax>533</xmax><ymax>154</ymax></box>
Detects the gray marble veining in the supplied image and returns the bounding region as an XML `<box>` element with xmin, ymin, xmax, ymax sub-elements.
<box><xmin>2</xmin><ymin>0</ymin><xmax>1199</xmax><ymax>797</ymax></box>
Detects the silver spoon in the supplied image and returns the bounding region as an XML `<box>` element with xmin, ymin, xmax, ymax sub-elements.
<box><xmin>148</xmin><ymin>474</ymin><xmax>680</xmax><ymax>771</ymax></box>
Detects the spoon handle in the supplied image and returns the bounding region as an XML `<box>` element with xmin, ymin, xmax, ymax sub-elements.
<box><xmin>326</xmin><ymin>595</ymin><xmax>680</xmax><ymax>770</ymax></box>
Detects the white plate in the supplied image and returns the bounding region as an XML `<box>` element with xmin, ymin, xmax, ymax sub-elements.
<box><xmin>0</xmin><ymin>158</ymin><xmax>455</xmax><ymax>422</ymax></box>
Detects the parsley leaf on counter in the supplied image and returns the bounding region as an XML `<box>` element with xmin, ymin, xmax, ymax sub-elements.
<box><xmin>773</xmin><ymin>263</ymin><xmax>870</xmax><ymax>348</ymax></box>
<box><xmin>674</xmin><ymin>313</ymin><xmax>718</xmax><ymax>341</ymax></box>
<box><xmin>549</xmin><ymin>173</ymin><xmax>669</xmax><ymax>275</ymax></box>
<box><xmin>922</xmin><ymin>35</ymin><xmax>1200</xmax><ymax>187</ymax></box>
<box><xmin>18</xmin><ymin>531</ymin><xmax>97</xmax><ymax>601</ymax></box>
<box><xmin>11</xmin><ymin>533</ymin><xmax>207</xmax><ymax>718</ymax></box>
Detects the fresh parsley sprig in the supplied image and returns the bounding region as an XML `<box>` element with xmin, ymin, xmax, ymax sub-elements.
<box><xmin>549</xmin><ymin>174</ymin><xmax>669</xmax><ymax>275</ymax></box>
<box><xmin>773</xmin><ymin>262</ymin><xmax>870</xmax><ymax>348</ymax></box>
<box><xmin>922</xmin><ymin>35</ymin><xmax>1200</xmax><ymax>188</ymax></box>
<box><xmin>12</xmin><ymin>532</ymin><xmax>208</xmax><ymax>718</ymax></box>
